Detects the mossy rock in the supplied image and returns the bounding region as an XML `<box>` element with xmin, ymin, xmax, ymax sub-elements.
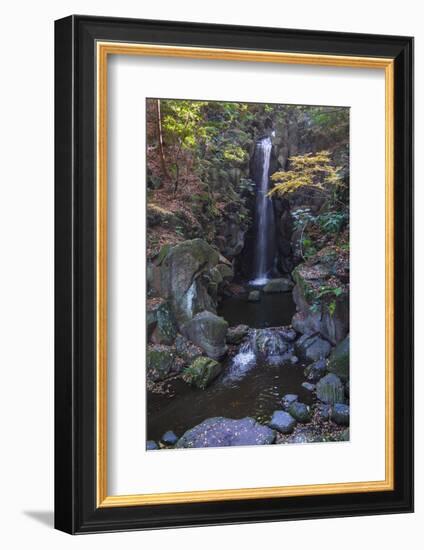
<box><xmin>288</xmin><ymin>401</ymin><xmax>311</xmax><ymax>423</ymax></box>
<box><xmin>316</xmin><ymin>373</ymin><xmax>345</xmax><ymax>405</ymax></box>
<box><xmin>327</xmin><ymin>335</ymin><xmax>349</xmax><ymax>381</ymax></box>
<box><xmin>146</xmin><ymin>346</ymin><xmax>176</xmax><ymax>382</ymax></box>
<box><xmin>183</xmin><ymin>357</ymin><xmax>222</xmax><ymax>390</ymax></box>
<box><xmin>150</xmin><ymin>302</ymin><xmax>178</xmax><ymax>345</ymax></box>
<box><xmin>263</xmin><ymin>277</ymin><xmax>293</xmax><ymax>293</ymax></box>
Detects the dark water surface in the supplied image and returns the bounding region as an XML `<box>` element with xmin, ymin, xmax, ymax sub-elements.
<box><xmin>147</xmin><ymin>358</ymin><xmax>311</xmax><ymax>442</ymax></box>
<box><xmin>217</xmin><ymin>290</ymin><xmax>296</xmax><ymax>328</ymax></box>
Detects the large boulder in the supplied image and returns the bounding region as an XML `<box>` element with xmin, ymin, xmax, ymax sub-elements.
<box><xmin>263</xmin><ymin>277</ymin><xmax>294</xmax><ymax>293</ymax></box>
<box><xmin>182</xmin><ymin>311</ymin><xmax>228</xmax><ymax>359</ymax></box>
<box><xmin>269</xmin><ymin>411</ymin><xmax>297</xmax><ymax>434</ymax></box>
<box><xmin>316</xmin><ymin>373</ymin><xmax>345</xmax><ymax>405</ymax></box>
<box><xmin>295</xmin><ymin>333</ymin><xmax>331</xmax><ymax>362</ymax></box>
<box><xmin>176</xmin><ymin>417</ymin><xmax>276</xmax><ymax>448</ymax></box>
<box><xmin>158</xmin><ymin>239</ymin><xmax>220</xmax><ymax>324</ymax></box>
<box><xmin>327</xmin><ymin>335</ymin><xmax>349</xmax><ymax>381</ymax></box>
<box><xmin>182</xmin><ymin>356</ymin><xmax>222</xmax><ymax>389</ymax></box>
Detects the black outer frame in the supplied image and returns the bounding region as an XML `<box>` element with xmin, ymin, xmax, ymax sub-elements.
<box><xmin>54</xmin><ymin>15</ymin><xmax>414</xmax><ymax>534</ymax></box>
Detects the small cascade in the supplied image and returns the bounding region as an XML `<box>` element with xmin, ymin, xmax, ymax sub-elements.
<box><xmin>251</xmin><ymin>136</ymin><xmax>276</xmax><ymax>285</ymax></box>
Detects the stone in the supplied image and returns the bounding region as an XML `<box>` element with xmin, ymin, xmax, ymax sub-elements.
<box><xmin>182</xmin><ymin>311</ymin><xmax>228</xmax><ymax>359</ymax></box>
<box><xmin>288</xmin><ymin>401</ymin><xmax>311</xmax><ymax>423</ymax></box>
<box><xmin>159</xmin><ymin>239</ymin><xmax>220</xmax><ymax>324</ymax></box>
<box><xmin>304</xmin><ymin>358</ymin><xmax>327</xmax><ymax>382</ymax></box>
<box><xmin>176</xmin><ymin>417</ymin><xmax>276</xmax><ymax>448</ymax></box>
<box><xmin>146</xmin><ymin>440</ymin><xmax>158</xmax><ymax>450</ymax></box>
<box><xmin>248</xmin><ymin>290</ymin><xmax>260</xmax><ymax>302</ymax></box>
<box><xmin>182</xmin><ymin>356</ymin><xmax>222</xmax><ymax>390</ymax></box>
<box><xmin>150</xmin><ymin>301</ymin><xmax>178</xmax><ymax>345</ymax></box>
<box><xmin>255</xmin><ymin>329</ymin><xmax>289</xmax><ymax>357</ymax></box>
<box><xmin>295</xmin><ymin>333</ymin><xmax>332</xmax><ymax>362</ymax></box>
<box><xmin>281</xmin><ymin>394</ymin><xmax>298</xmax><ymax>411</ymax></box>
<box><xmin>146</xmin><ymin>346</ymin><xmax>176</xmax><ymax>382</ymax></box>
<box><xmin>161</xmin><ymin>430</ymin><xmax>179</xmax><ymax>446</ymax></box>
<box><xmin>340</xmin><ymin>428</ymin><xmax>350</xmax><ymax>441</ymax></box>
<box><xmin>279</xmin><ymin>327</ymin><xmax>297</xmax><ymax>342</ymax></box>
<box><xmin>226</xmin><ymin>324</ymin><xmax>249</xmax><ymax>345</ymax></box>
<box><xmin>316</xmin><ymin>373</ymin><xmax>345</xmax><ymax>405</ymax></box>
<box><xmin>331</xmin><ymin>403</ymin><xmax>350</xmax><ymax>426</ymax></box>
<box><xmin>216</xmin><ymin>263</ymin><xmax>234</xmax><ymax>281</ymax></box>
<box><xmin>327</xmin><ymin>335</ymin><xmax>349</xmax><ymax>381</ymax></box>
<box><xmin>301</xmin><ymin>382</ymin><xmax>316</xmax><ymax>392</ymax></box>
<box><xmin>263</xmin><ymin>277</ymin><xmax>294</xmax><ymax>293</ymax></box>
<box><xmin>282</xmin><ymin>427</ymin><xmax>322</xmax><ymax>445</ymax></box>
<box><xmin>269</xmin><ymin>410</ymin><xmax>297</xmax><ymax>434</ymax></box>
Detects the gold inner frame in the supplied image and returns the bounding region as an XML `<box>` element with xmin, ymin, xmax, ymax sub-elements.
<box><xmin>96</xmin><ymin>41</ymin><xmax>395</xmax><ymax>508</ymax></box>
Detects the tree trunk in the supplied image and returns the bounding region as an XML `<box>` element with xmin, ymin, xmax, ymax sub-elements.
<box><xmin>156</xmin><ymin>99</ymin><xmax>170</xmax><ymax>180</ymax></box>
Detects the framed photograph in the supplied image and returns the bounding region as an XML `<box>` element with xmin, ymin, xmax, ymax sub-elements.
<box><xmin>54</xmin><ymin>15</ymin><xmax>413</xmax><ymax>534</ymax></box>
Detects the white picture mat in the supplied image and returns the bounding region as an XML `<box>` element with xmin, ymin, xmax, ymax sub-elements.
<box><xmin>107</xmin><ymin>54</ymin><xmax>386</xmax><ymax>496</ymax></box>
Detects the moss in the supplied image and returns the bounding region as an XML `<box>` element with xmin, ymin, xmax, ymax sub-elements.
<box><xmin>182</xmin><ymin>356</ymin><xmax>222</xmax><ymax>390</ymax></box>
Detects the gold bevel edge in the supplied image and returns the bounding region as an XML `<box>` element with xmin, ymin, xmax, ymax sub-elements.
<box><xmin>96</xmin><ymin>41</ymin><xmax>395</xmax><ymax>507</ymax></box>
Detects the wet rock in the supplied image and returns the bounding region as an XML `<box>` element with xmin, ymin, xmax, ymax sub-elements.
<box><xmin>304</xmin><ymin>358</ymin><xmax>327</xmax><ymax>382</ymax></box>
<box><xmin>146</xmin><ymin>440</ymin><xmax>158</xmax><ymax>450</ymax></box>
<box><xmin>182</xmin><ymin>356</ymin><xmax>222</xmax><ymax>390</ymax></box>
<box><xmin>149</xmin><ymin>301</ymin><xmax>178</xmax><ymax>345</ymax></box>
<box><xmin>288</xmin><ymin>401</ymin><xmax>311</xmax><ymax>423</ymax></box>
<box><xmin>301</xmin><ymin>382</ymin><xmax>316</xmax><ymax>392</ymax></box>
<box><xmin>226</xmin><ymin>324</ymin><xmax>249</xmax><ymax>345</ymax></box>
<box><xmin>161</xmin><ymin>430</ymin><xmax>179</xmax><ymax>446</ymax></box>
<box><xmin>263</xmin><ymin>277</ymin><xmax>294</xmax><ymax>293</ymax></box>
<box><xmin>248</xmin><ymin>290</ymin><xmax>260</xmax><ymax>302</ymax></box>
<box><xmin>281</xmin><ymin>394</ymin><xmax>298</xmax><ymax>411</ymax></box>
<box><xmin>255</xmin><ymin>329</ymin><xmax>289</xmax><ymax>356</ymax></box>
<box><xmin>316</xmin><ymin>373</ymin><xmax>345</xmax><ymax>405</ymax></box>
<box><xmin>182</xmin><ymin>311</ymin><xmax>228</xmax><ymax>359</ymax></box>
<box><xmin>327</xmin><ymin>335</ymin><xmax>349</xmax><ymax>381</ymax></box>
<box><xmin>331</xmin><ymin>403</ymin><xmax>350</xmax><ymax>426</ymax></box>
<box><xmin>269</xmin><ymin>411</ymin><xmax>297</xmax><ymax>434</ymax></box>
<box><xmin>176</xmin><ymin>417</ymin><xmax>276</xmax><ymax>448</ymax></box>
<box><xmin>295</xmin><ymin>333</ymin><xmax>331</xmax><ymax>362</ymax></box>
<box><xmin>147</xmin><ymin>345</ymin><xmax>176</xmax><ymax>382</ymax></box>
<box><xmin>279</xmin><ymin>327</ymin><xmax>297</xmax><ymax>342</ymax></box>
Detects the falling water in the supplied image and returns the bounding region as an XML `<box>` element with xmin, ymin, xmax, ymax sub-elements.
<box><xmin>251</xmin><ymin>136</ymin><xmax>275</xmax><ymax>285</ymax></box>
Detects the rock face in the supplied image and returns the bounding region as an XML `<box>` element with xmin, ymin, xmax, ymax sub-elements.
<box><xmin>331</xmin><ymin>403</ymin><xmax>350</xmax><ymax>426</ymax></box>
<box><xmin>291</xmin><ymin>252</ymin><xmax>349</xmax><ymax>345</ymax></box>
<box><xmin>327</xmin><ymin>335</ymin><xmax>349</xmax><ymax>381</ymax></box>
<box><xmin>182</xmin><ymin>311</ymin><xmax>228</xmax><ymax>359</ymax></box>
<box><xmin>147</xmin><ymin>345</ymin><xmax>177</xmax><ymax>382</ymax></box>
<box><xmin>226</xmin><ymin>324</ymin><xmax>249</xmax><ymax>344</ymax></box>
<box><xmin>182</xmin><ymin>356</ymin><xmax>222</xmax><ymax>389</ymax></box>
<box><xmin>157</xmin><ymin>239</ymin><xmax>220</xmax><ymax>325</ymax></box>
<box><xmin>269</xmin><ymin>411</ymin><xmax>296</xmax><ymax>434</ymax></box>
<box><xmin>288</xmin><ymin>401</ymin><xmax>312</xmax><ymax>423</ymax></box>
<box><xmin>316</xmin><ymin>373</ymin><xmax>345</xmax><ymax>405</ymax></box>
<box><xmin>176</xmin><ymin>417</ymin><xmax>276</xmax><ymax>448</ymax></box>
<box><xmin>295</xmin><ymin>333</ymin><xmax>331</xmax><ymax>362</ymax></box>
<box><xmin>263</xmin><ymin>277</ymin><xmax>294</xmax><ymax>293</ymax></box>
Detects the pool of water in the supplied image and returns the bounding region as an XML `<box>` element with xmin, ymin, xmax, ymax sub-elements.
<box><xmin>217</xmin><ymin>289</ymin><xmax>296</xmax><ymax>328</ymax></box>
<box><xmin>146</xmin><ymin>357</ymin><xmax>311</xmax><ymax>442</ymax></box>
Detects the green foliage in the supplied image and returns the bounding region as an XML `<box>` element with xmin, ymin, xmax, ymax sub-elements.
<box><xmin>316</xmin><ymin>211</ymin><xmax>347</xmax><ymax>234</ymax></box>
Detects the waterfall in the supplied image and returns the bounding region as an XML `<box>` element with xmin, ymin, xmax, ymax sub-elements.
<box><xmin>251</xmin><ymin>136</ymin><xmax>276</xmax><ymax>285</ymax></box>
